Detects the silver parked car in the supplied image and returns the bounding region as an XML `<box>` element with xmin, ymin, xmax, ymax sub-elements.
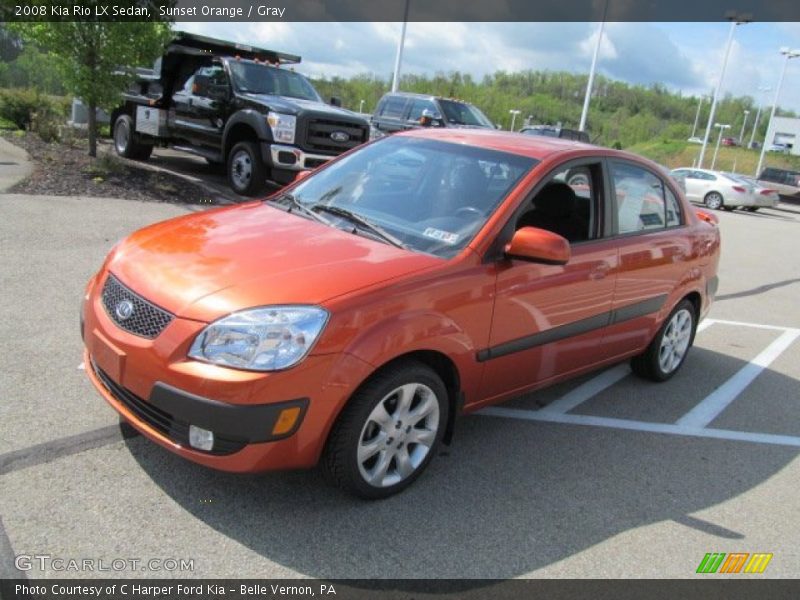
<box><xmin>670</xmin><ymin>168</ymin><xmax>761</xmax><ymax>211</ymax></box>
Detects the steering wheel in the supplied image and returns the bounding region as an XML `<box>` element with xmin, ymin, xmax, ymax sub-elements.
<box><xmin>455</xmin><ymin>206</ymin><xmax>483</xmax><ymax>219</ymax></box>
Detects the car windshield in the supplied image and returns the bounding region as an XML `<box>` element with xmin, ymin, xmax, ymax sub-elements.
<box><xmin>437</xmin><ymin>100</ymin><xmax>495</xmax><ymax>128</ymax></box>
<box><xmin>281</xmin><ymin>136</ymin><xmax>536</xmax><ymax>258</ymax></box>
<box><xmin>228</xmin><ymin>61</ymin><xmax>321</xmax><ymax>102</ymax></box>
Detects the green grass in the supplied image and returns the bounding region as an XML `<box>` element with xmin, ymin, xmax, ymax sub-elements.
<box><xmin>627</xmin><ymin>139</ymin><xmax>800</xmax><ymax>175</ymax></box>
<box><xmin>0</xmin><ymin>116</ymin><xmax>16</xmax><ymax>130</ymax></box>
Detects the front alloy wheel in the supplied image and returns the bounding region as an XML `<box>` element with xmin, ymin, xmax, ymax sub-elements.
<box><xmin>323</xmin><ymin>362</ymin><xmax>448</xmax><ymax>499</ymax></box>
<box><xmin>704</xmin><ymin>192</ymin><xmax>724</xmax><ymax>210</ymax></box>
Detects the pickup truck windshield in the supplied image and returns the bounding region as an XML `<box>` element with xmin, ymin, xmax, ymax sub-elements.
<box><xmin>283</xmin><ymin>136</ymin><xmax>536</xmax><ymax>258</ymax></box>
<box><xmin>438</xmin><ymin>100</ymin><xmax>495</xmax><ymax>128</ymax></box>
<box><xmin>229</xmin><ymin>61</ymin><xmax>322</xmax><ymax>102</ymax></box>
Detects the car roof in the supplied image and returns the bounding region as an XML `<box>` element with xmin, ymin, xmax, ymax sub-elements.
<box><xmin>397</xmin><ymin>127</ymin><xmax>596</xmax><ymax>160</ymax></box>
<box><xmin>380</xmin><ymin>91</ymin><xmax>474</xmax><ymax>104</ymax></box>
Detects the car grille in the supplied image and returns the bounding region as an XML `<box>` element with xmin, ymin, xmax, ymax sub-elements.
<box><xmin>92</xmin><ymin>360</ymin><xmax>247</xmax><ymax>456</ymax></box>
<box><xmin>101</xmin><ymin>274</ymin><xmax>174</xmax><ymax>339</ymax></box>
<box><xmin>302</xmin><ymin>118</ymin><xmax>368</xmax><ymax>154</ymax></box>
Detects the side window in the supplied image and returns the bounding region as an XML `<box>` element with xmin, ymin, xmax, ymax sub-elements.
<box><xmin>379</xmin><ymin>96</ymin><xmax>408</xmax><ymax>119</ymax></box>
<box><xmin>407</xmin><ymin>99</ymin><xmax>436</xmax><ymax>122</ymax></box>
<box><xmin>611</xmin><ymin>162</ymin><xmax>668</xmax><ymax>234</ymax></box>
<box><xmin>665</xmin><ymin>186</ymin><xmax>682</xmax><ymax>227</ymax></box>
<box><xmin>515</xmin><ymin>164</ymin><xmax>597</xmax><ymax>243</ymax></box>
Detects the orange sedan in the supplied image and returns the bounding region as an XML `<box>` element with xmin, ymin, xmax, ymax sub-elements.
<box><xmin>82</xmin><ymin>129</ymin><xmax>720</xmax><ymax>498</ymax></box>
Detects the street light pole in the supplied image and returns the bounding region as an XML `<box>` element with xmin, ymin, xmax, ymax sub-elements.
<box><xmin>699</xmin><ymin>19</ymin><xmax>748</xmax><ymax>168</ymax></box>
<box><xmin>755</xmin><ymin>48</ymin><xmax>800</xmax><ymax>177</ymax></box>
<box><xmin>691</xmin><ymin>96</ymin><xmax>705</xmax><ymax>139</ymax></box>
<box><xmin>359</xmin><ymin>99</ymin><xmax>365</xmax><ymax>114</ymax></box>
<box><xmin>739</xmin><ymin>110</ymin><xmax>750</xmax><ymax>143</ymax></box>
<box><xmin>748</xmin><ymin>86</ymin><xmax>770</xmax><ymax>148</ymax></box>
<box><xmin>509</xmin><ymin>109</ymin><xmax>521</xmax><ymax>132</ymax></box>
<box><xmin>390</xmin><ymin>0</ymin><xmax>410</xmax><ymax>93</ymax></box>
<box><xmin>579</xmin><ymin>0</ymin><xmax>608</xmax><ymax>132</ymax></box>
<box><xmin>711</xmin><ymin>123</ymin><xmax>731</xmax><ymax>170</ymax></box>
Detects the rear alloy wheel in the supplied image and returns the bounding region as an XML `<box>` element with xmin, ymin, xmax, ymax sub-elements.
<box><xmin>631</xmin><ymin>299</ymin><xmax>696</xmax><ymax>382</ymax></box>
<box><xmin>704</xmin><ymin>192</ymin><xmax>724</xmax><ymax>211</ymax></box>
<box><xmin>323</xmin><ymin>362</ymin><xmax>448</xmax><ymax>499</ymax></box>
<box><xmin>227</xmin><ymin>141</ymin><xmax>266</xmax><ymax>196</ymax></box>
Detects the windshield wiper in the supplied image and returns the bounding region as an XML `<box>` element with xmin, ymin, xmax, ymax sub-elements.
<box><xmin>311</xmin><ymin>205</ymin><xmax>407</xmax><ymax>249</ymax></box>
<box><xmin>269</xmin><ymin>192</ymin><xmax>329</xmax><ymax>224</ymax></box>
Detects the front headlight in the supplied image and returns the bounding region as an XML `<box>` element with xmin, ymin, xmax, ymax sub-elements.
<box><xmin>188</xmin><ymin>306</ymin><xmax>329</xmax><ymax>371</ymax></box>
<box><xmin>266</xmin><ymin>111</ymin><xmax>296</xmax><ymax>144</ymax></box>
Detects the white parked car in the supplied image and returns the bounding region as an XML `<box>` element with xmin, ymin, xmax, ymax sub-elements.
<box><xmin>670</xmin><ymin>168</ymin><xmax>767</xmax><ymax>211</ymax></box>
<box><xmin>724</xmin><ymin>174</ymin><xmax>780</xmax><ymax>211</ymax></box>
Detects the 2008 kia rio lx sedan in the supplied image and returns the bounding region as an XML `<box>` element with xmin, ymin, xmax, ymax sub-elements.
<box><xmin>82</xmin><ymin>129</ymin><xmax>721</xmax><ymax>498</ymax></box>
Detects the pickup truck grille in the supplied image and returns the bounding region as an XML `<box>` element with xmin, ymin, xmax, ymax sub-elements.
<box><xmin>302</xmin><ymin>118</ymin><xmax>368</xmax><ymax>155</ymax></box>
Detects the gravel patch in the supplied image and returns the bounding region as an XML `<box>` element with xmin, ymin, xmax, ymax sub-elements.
<box><xmin>2</xmin><ymin>131</ymin><xmax>216</xmax><ymax>205</ymax></box>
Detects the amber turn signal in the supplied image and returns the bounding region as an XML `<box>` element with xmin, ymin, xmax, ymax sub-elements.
<box><xmin>272</xmin><ymin>407</ymin><xmax>301</xmax><ymax>435</ymax></box>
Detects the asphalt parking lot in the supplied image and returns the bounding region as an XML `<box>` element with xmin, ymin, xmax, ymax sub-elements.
<box><xmin>1</xmin><ymin>192</ymin><xmax>799</xmax><ymax>580</ymax></box>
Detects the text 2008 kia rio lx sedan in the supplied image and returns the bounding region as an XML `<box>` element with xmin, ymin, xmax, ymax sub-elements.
<box><xmin>82</xmin><ymin>129</ymin><xmax>720</xmax><ymax>498</ymax></box>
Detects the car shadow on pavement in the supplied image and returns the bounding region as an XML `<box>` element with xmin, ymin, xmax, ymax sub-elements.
<box><xmin>125</xmin><ymin>349</ymin><xmax>799</xmax><ymax>580</ymax></box>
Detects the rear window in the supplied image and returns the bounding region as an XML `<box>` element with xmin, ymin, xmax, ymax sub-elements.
<box><xmin>378</xmin><ymin>95</ymin><xmax>408</xmax><ymax>119</ymax></box>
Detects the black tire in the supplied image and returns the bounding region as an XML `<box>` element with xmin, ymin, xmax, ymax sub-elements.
<box><xmin>704</xmin><ymin>192</ymin><xmax>724</xmax><ymax>211</ymax></box>
<box><xmin>113</xmin><ymin>114</ymin><xmax>152</xmax><ymax>160</ymax></box>
<box><xmin>322</xmin><ymin>361</ymin><xmax>449</xmax><ymax>499</ymax></box>
<box><xmin>723</xmin><ymin>206</ymin><xmax>735</xmax><ymax>212</ymax></box>
<box><xmin>631</xmin><ymin>299</ymin><xmax>697</xmax><ymax>382</ymax></box>
<box><xmin>227</xmin><ymin>141</ymin><xmax>267</xmax><ymax>196</ymax></box>
<box><xmin>746</xmin><ymin>207</ymin><xmax>759</xmax><ymax>212</ymax></box>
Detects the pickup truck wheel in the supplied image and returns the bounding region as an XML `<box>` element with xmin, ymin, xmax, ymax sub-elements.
<box><xmin>228</xmin><ymin>141</ymin><xmax>266</xmax><ymax>196</ymax></box>
<box><xmin>631</xmin><ymin>299</ymin><xmax>696</xmax><ymax>382</ymax></box>
<box><xmin>322</xmin><ymin>362</ymin><xmax>448</xmax><ymax>499</ymax></box>
<box><xmin>113</xmin><ymin>114</ymin><xmax>151</xmax><ymax>160</ymax></box>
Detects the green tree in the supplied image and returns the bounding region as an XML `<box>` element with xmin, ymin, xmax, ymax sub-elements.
<box><xmin>10</xmin><ymin>17</ymin><xmax>172</xmax><ymax>156</ymax></box>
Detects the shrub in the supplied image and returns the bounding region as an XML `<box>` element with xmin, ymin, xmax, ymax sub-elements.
<box><xmin>0</xmin><ymin>88</ymin><xmax>41</xmax><ymax>129</ymax></box>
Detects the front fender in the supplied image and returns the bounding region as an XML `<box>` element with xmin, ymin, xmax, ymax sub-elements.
<box><xmin>341</xmin><ymin>309</ymin><xmax>483</xmax><ymax>401</ymax></box>
<box><xmin>222</xmin><ymin>109</ymin><xmax>272</xmax><ymax>145</ymax></box>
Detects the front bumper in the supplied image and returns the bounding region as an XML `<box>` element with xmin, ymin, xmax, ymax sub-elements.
<box><xmin>262</xmin><ymin>142</ymin><xmax>332</xmax><ymax>171</ymax></box>
<box><xmin>82</xmin><ymin>272</ymin><xmax>374</xmax><ymax>472</ymax></box>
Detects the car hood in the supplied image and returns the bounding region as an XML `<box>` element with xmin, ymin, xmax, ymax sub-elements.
<box><xmin>106</xmin><ymin>203</ymin><xmax>441</xmax><ymax>322</ymax></box>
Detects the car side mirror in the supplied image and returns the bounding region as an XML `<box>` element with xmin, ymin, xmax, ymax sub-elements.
<box><xmin>330</xmin><ymin>96</ymin><xmax>342</xmax><ymax>107</ymax></box>
<box><xmin>505</xmin><ymin>227</ymin><xmax>570</xmax><ymax>265</ymax></box>
<box><xmin>293</xmin><ymin>170</ymin><xmax>313</xmax><ymax>183</ymax></box>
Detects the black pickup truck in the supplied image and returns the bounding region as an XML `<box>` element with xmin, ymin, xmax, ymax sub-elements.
<box><xmin>111</xmin><ymin>33</ymin><xmax>370</xmax><ymax>195</ymax></box>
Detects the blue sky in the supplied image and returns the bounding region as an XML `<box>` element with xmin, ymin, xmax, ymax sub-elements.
<box><xmin>178</xmin><ymin>22</ymin><xmax>800</xmax><ymax>113</ymax></box>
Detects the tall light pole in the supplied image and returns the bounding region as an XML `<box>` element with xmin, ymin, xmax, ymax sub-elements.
<box><xmin>711</xmin><ymin>123</ymin><xmax>731</xmax><ymax>170</ymax></box>
<box><xmin>755</xmin><ymin>48</ymin><xmax>800</xmax><ymax>177</ymax></box>
<box><xmin>691</xmin><ymin>95</ymin><xmax>705</xmax><ymax>139</ymax></box>
<box><xmin>698</xmin><ymin>16</ymin><xmax>750</xmax><ymax>168</ymax></box>
<box><xmin>738</xmin><ymin>110</ymin><xmax>750</xmax><ymax>143</ymax></box>
<box><xmin>509</xmin><ymin>109</ymin><xmax>521</xmax><ymax>132</ymax></box>
<box><xmin>579</xmin><ymin>0</ymin><xmax>609</xmax><ymax>132</ymax></box>
<box><xmin>390</xmin><ymin>0</ymin><xmax>410</xmax><ymax>93</ymax></box>
<box><xmin>359</xmin><ymin>99</ymin><xmax>365</xmax><ymax>114</ymax></box>
<box><xmin>748</xmin><ymin>86</ymin><xmax>771</xmax><ymax>148</ymax></box>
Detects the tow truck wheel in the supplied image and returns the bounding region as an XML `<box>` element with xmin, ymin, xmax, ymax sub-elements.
<box><xmin>228</xmin><ymin>141</ymin><xmax>267</xmax><ymax>196</ymax></box>
<box><xmin>113</xmin><ymin>114</ymin><xmax>152</xmax><ymax>160</ymax></box>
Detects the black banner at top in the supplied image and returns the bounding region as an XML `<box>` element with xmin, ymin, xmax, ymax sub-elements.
<box><xmin>4</xmin><ymin>0</ymin><xmax>800</xmax><ymax>22</ymax></box>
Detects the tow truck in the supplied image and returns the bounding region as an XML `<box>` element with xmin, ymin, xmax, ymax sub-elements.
<box><xmin>111</xmin><ymin>32</ymin><xmax>369</xmax><ymax>195</ymax></box>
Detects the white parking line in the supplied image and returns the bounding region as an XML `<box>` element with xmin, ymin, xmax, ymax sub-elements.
<box><xmin>538</xmin><ymin>364</ymin><xmax>630</xmax><ymax>415</ymax></box>
<box><xmin>676</xmin><ymin>328</ymin><xmax>800</xmax><ymax>428</ymax></box>
<box><xmin>479</xmin><ymin>407</ymin><xmax>800</xmax><ymax>448</ymax></box>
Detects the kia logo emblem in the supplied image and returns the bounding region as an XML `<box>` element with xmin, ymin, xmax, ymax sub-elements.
<box><xmin>115</xmin><ymin>300</ymin><xmax>134</xmax><ymax>321</ymax></box>
<box><xmin>330</xmin><ymin>131</ymin><xmax>350</xmax><ymax>142</ymax></box>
